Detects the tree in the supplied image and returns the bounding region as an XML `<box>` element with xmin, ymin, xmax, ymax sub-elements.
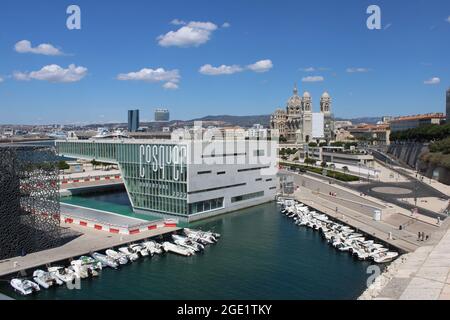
<box><xmin>91</xmin><ymin>159</ymin><xmax>100</xmax><ymax>170</ymax></box>
<box><xmin>304</xmin><ymin>157</ymin><xmax>316</xmax><ymax>166</ymax></box>
<box><xmin>308</xmin><ymin>142</ymin><xmax>318</xmax><ymax>147</ymax></box>
<box><xmin>58</xmin><ymin>160</ymin><xmax>70</xmax><ymax>171</ymax></box>
<box><xmin>342</xmin><ymin>166</ymin><xmax>349</xmax><ymax>173</ymax></box>
<box><xmin>320</xmin><ymin>161</ymin><xmax>328</xmax><ymax>168</ymax></box>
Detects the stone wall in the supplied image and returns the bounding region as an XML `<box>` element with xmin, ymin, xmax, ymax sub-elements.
<box><xmin>388</xmin><ymin>142</ymin><xmax>450</xmax><ymax>185</ymax></box>
<box><xmin>388</xmin><ymin>142</ymin><xmax>428</xmax><ymax>168</ymax></box>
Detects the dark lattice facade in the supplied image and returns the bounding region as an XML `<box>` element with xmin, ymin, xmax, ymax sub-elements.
<box><xmin>0</xmin><ymin>146</ymin><xmax>61</xmax><ymax>260</ymax></box>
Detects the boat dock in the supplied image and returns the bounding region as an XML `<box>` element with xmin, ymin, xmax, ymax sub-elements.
<box><xmin>0</xmin><ymin>222</ymin><xmax>180</xmax><ymax>278</ymax></box>
<box><xmin>296</xmin><ymin>189</ymin><xmax>419</xmax><ymax>253</ymax></box>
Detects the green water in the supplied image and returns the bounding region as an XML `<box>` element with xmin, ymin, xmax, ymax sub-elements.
<box><xmin>61</xmin><ymin>193</ymin><xmax>161</xmax><ymax>222</ymax></box>
<box><xmin>2</xmin><ymin>192</ymin><xmax>374</xmax><ymax>300</ymax></box>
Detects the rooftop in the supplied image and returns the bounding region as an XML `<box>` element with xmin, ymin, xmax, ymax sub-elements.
<box><xmin>390</xmin><ymin>113</ymin><xmax>445</xmax><ymax>123</ymax></box>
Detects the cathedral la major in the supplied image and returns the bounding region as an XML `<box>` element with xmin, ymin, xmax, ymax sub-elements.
<box><xmin>270</xmin><ymin>85</ymin><xmax>334</xmax><ymax>143</ymax></box>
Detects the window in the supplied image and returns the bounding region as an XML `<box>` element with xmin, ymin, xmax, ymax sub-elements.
<box><xmin>269</xmin><ymin>186</ymin><xmax>276</xmax><ymax>190</ymax></box>
<box><xmin>253</xmin><ymin>150</ymin><xmax>265</xmax><ymax>157</ymax></box>
<box><xmin>265</xmin><ymin>178</ymin><xmax>273</xmax><ymax>182</ymax></box>
<box><xmin>231</xmin><ymin>191</ymin><xmax>264</xmax><ymax>203</ymax></box>
<box><xmin>237</xmin><ymin>166</ymin><xmax>270</xmax><ymax>173</ymax></box>
<box><xmin>188</xmin><ymin>183</ymin><xmax>246</xmax><ymax>195</ymax></box>
<box><xmin>255</xmin><ymin>178</ymin><xmax>262</xmax><ymax>181</ymax></box>
<box><xmin>217</xmin><ymin>171</ymin><xmax>226</xmax><ymax>175</ymax></box>
<box><xmin>198</xmin><ymin>170</ymin><xmax>212</xmax><ymax>175</ymax></box>
<box><xmin>202</xmin><ymin>153</ymin><xmax>246</xmax><ymax>158</ymax></box>
<box><xmin>188</xmin><ymin>197</ymin><xmax>224</xmax><ymax>214</ymax></box>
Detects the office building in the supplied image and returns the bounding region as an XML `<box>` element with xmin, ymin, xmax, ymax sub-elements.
<box><xmin>128</xmin><ymin>110</ymin><xmax>140</xmax><ymax>132</ymax></box>
<box><xmin>389</xmin><ymin>113</ymin><xmax>445</xmax><ymax>132</ymax></box>
<box><xmin>155</xmin><ymin>108</ymin><xmax>170</xmax><ymax>122</ymax></box>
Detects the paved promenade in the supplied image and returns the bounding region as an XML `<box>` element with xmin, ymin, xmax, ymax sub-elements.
<box><xmin>0</xmin><ymin>224</ymin><xmax>179</xmax><ymax>278</ymax></box>
<box><xmin>368</xmin><ymin>221</ymin><xmax>450</xmax><ymax>300</ymax></box>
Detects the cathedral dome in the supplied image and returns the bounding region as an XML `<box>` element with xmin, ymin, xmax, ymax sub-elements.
<box><xmin>321</xmin><ymin>91</ymin><xmax>330</xmax><ymax>99</ymax></box>
<box><xmin>286</xmin><ymin>85</ymin><xmax>302</xmax><ymax>112</ymax></box>
<box><xmin>303</xmin><ymin>91</ymin><xmax>311</xmax><ymax>98</ymax></box>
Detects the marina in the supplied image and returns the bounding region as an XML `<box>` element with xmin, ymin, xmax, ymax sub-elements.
<box><xmin>0</xmin><ymin>192</ymin><xmax>376</xmax><ymax>300</ymax></box>
<box><xmin>6</xmin><ymin>228</ymin><xmax>220</xmax><ymax>297</ymax></box>
<box><xmin>278</xmin><ymin>197</ymin><xmax>400</xmax><ymax>263</ymax></box>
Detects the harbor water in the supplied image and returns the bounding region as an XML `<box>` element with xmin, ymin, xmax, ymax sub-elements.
<box><xmin>1</xmin><ymin>190</ymin><xmax>375</xmax><ymax>300</ymax></box>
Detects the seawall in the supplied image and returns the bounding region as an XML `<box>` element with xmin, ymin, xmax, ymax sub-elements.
<box><xmin>388</xmin><ymin>142</ymin><xmax>450</xmax><ymax>185</ymax></box>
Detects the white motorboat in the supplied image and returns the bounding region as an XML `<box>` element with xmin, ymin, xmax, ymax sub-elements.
<box><xmin>70</xmin><ymin>260</ymin><xmax>89</xmax><ymax>279</ymax></box>
<box><xmin>129</xmin><ymin>244</ymin><xmax>150</xmax><ymax>257</ymax></box>
<box><xmin>119</xmin><ymin>247</ymin><xmax>140</xmax><ymax>261</ymax></box>
<box><xmin>141</xmin><ymin>241</ymin><xmax>164</xmax><ymax>255</ymax></box>
<box><xmin>91</xmin><ymin>252</ymin><xmax>119</xmax><ymax>269</ymax></box>
<box><xmin>373</xmin><ymin>251</ymin><xmax>399</xmax><ymax>263</ymax></box>
<box><xmin>354</xmin><ymin>249</ymin><xmax>370</xmax><ymax>260</ymax></box>
<box><xmin>186</xmin><ymin>233</ymin><xmax>214</xmax><ymax>245</ymax></box>
<box><xmin>347</xmin><ymin>233</ymin><xmax>363</xmax><ymax>240</ymax></box>
<box><xmin>172</xmin><ymin>235</ymin><xmax>205</xmax><ymax>251</ymax></box>
<box><xmin>335</xmin><ymin>243</ymin><xmax>353</xmax><ymax>252</ymax></box>
<box><xmin>106</xmin><ymin>249</ymin><xmax>129</xmax><ymax>265</ymax></box>
<box><xmin>32</xmin><ymin>270</ymin><xmax>56</xmax><ymax>289</ymax></box>
<box><xmin>10</xmin><ymin>279</ymin><xmax>40</xmax><ymax>295</ymax></box>
<box><xmin>48</xmin><ymin>267</ymin><xmax>74</xmax><ymax>283</ymax></box>
<box><xmin>162</xmin><ymin>241</ymin><xmax>193</xmax><ymax>256</ymax></box>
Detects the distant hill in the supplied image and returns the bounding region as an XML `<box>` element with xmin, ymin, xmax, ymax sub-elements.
<box><xmin>190</xmin><ymin>115</ymin><xmax>381</xmax><ymax>127</ymax></box>
<box><xmin>335</xmin><ymin>117</ymin><xmax>381</xmax><ymax>124</ymax></box>
<box><xmin>67</xmin><ymin>115</ymin><xmax>381</xmax><ymax>129</ymax></box>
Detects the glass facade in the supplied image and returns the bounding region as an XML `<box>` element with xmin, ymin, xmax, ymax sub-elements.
<box><xmin>56</xmin><ymin>141</ymin><xmax>188</xmax><ymax>216</ymax></box>
<box><xmin>188</xmin><ymin>197</ymin><xmax>224</xmax><ymax>215</ymax></box>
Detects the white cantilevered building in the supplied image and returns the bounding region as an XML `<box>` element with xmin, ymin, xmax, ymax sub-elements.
<box><xmin>56</xmin><ymin>139</ymin><xmax>278</xmax><ymax>222</ymax></box>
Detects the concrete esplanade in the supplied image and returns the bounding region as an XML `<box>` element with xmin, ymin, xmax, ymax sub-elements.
<box><xmin>0</xmin><ymin>221</ymin><xmax>180</xmax><ymax>278</ymax></box>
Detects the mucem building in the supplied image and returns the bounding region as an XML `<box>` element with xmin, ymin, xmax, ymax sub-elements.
<box><xmin>56</xmin><ymin>138</ymin><xmax>278</xmax><ymax>222</ymax></box>
<box><xmin>0</xmin><ymin>146</ymin><xmax>62</xmax><ymax>260</ymax></box>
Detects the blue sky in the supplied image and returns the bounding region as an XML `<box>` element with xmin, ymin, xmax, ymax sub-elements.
<box><xmin>0</xmin><ymin>0</ymin><xmax>449</xmax><ymax>125</ymax></box>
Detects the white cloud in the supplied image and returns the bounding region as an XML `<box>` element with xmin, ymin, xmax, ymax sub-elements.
<box><xmin>13</xmin><ymin>64</ymin><xmax>87</xmax><ymax>83</ymax></box>
<box><xmin>117</xmin><ymin>67</ymin><xmax>180</xmax><ymax>89</ymax></box>
<box><xmin>14</xmin><ymin>40</ymin><xmax>63</xmax><ymax>56</ymax></box>
<box><xmin>171</xmin><ymin>19</ymin><xmax>186</xmax><ymax>25</ymax></box>
<box><xmin>446</xmin><ymin>16</ymin><xmax>450</xmax><ymax>23</ymax></box>
<box><xmin>163</xmin><ymin>82</ymin><xmax>179</xmax><ymax>90</ymax></box>
<box><xmin>222</xmin><ymin>22</ymin><xmax>231</xmax><ymax>28</ymax></box>
<box><xmin>157</xmin><ymin>21</ymin><xmax>218</xmax><ymax>47</ymax></box>
<box><xmin>0</xmin><ymin>77</ymin><xmax>4</xmax><ymax>83</ymax></box>
<box><xmin>424</xmin><ymin>77</ymin><xmax>440</xmax><ymax>85</ymax></box>
<box><xmin>199</xmin><ymin>64</ymin><xmax>243</xmax><ymax>75</ymax></box>
<box><xmin>300</xmin><ymin>67</ymin><xmax>316</xmax><ymax>72</ymax></box>
<box><xmin>199</xmin><ymin>59</ymin><xmax>273</xmax><ymax>76</ymax></box>
<box><xmin>302</xmin><ymin>76</ymin><xmax>324</xmax><ymax>82</ymax></box>
<box><xmin>346</xmin><ymin>67</ymin><xmax>370</xmax><ymax>73</ymax></box>
<box><xmin>247</xmin><ymin>59</ymin><xmax>273</xmax><ymax>73</ymax></box>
